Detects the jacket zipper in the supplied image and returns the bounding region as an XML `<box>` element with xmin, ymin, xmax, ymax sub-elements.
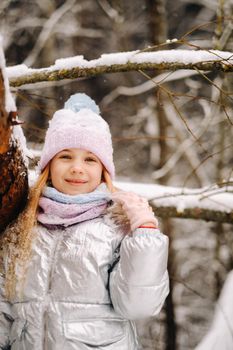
<box><xmin>43</xmin><ymin>230</ymin><xmax>64</xmax><ymax>350</ymax></box>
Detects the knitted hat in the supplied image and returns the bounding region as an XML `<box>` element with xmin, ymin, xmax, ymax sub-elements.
<box><xmin>39</xmin><ymin>93</ymin><xmax>115</xmax><ymax>178</ymax></box>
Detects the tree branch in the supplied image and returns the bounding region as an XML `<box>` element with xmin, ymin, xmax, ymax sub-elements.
<box><xmin>116</xmin><ymin>181</ymin><xmax>233</xmax><ymax>224</ymax></box>
<box><xmin>8</xmin><ymin>49</ymin><xmax>233</xmax><ymax>87</ymax></box>
<box><xmin>151</xmin><ymin>205</ymin><xmax>233</xmax><ymax>224</ymax></box>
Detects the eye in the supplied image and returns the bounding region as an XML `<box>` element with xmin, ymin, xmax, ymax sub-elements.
<box><xmin>85</xmin><ymin>156</ymin><xmax>97</xmax><ymax>162</ymax></box>
<box><xmin>59</xmin><ymin>154</ymin><xmax>72</xmax><ymax>159</ymax></box>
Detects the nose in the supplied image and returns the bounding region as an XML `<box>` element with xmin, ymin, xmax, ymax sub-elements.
<box><xmin>70</xmin><ymin>161</ymin><xmax>84</xmax><ymax>174</ymax></box>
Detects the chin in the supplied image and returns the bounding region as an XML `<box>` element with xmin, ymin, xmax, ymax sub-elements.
<box><xmin>68</xmin><ymin>190</ymin><xmax>84</xmax><ymax>195</ymax></box>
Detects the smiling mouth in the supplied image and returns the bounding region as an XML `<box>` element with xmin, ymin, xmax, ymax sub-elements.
<box><xmin>65</xmin><ymin>179</ymin><xmax>87</xmax><ymax>185</ymax></box>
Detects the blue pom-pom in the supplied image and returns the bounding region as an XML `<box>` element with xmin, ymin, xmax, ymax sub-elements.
<box><xmin>64</xmin><ymin>93</ymin><xmax>100</xmax><ymax>115</ymax></box>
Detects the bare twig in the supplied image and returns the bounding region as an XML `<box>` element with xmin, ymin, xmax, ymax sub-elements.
<box><xmin>23</xmin><ymin>0</ymin><xmax>76</xmax><ymax>67</ymax></box>
<box><xmin>183</xmin><ymin>143</ymin><xmax>233</xmax><ymax>187</ymax></box>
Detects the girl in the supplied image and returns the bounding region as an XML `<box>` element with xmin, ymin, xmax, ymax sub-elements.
<box><xmin>0</xmin><ymin>93</ymin><xmax>169</xmax><ymax>350</ymax></box>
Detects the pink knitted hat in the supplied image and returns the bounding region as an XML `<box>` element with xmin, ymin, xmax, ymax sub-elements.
<box><xmin>39</xmin><ymin>93</ymin><xmax>115</xmax><ymax>178</ymax></box>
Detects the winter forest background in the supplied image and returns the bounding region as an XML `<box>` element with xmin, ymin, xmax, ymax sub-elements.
<box><xmin>1</xmin><ymin>0</ymin><xmax>233</xmax><ymax>349</ymax></box>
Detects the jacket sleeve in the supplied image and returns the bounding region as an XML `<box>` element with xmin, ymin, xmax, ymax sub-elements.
<box><xmin>109</xmin><ymin>228</ymin><xmax>169</xmax><ymax>320</ymax></box>
<box><xmin>0</xmin><ymin>271</ymin><xmax>13</xmax><ymax>349</ymax></box>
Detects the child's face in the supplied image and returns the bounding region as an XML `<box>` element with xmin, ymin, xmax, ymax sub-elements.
<box><xmin>50</xmin><ymin>148</ymin><xmax>103</xmax><ymax>195</ymax></box>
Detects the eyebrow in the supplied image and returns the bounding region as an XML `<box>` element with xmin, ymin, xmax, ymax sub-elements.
<box><xmin>59</xmin><ymin>149</ymin><xmax>95</xmax><ymax>155</ymax></box>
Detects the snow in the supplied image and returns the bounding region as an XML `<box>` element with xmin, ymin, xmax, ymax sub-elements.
<box><xmin>0</xmin><ymin>36</ymin><xmax>16</xmax><ymax>112</ymax></box>
<box><xmin>54</xmin><ymin>56</ymin><xmax>87</xmax><ymax>69</ymax></box>
<box><xmin>130</xmin><ymin>50</ymin><xmax>233</xmax><ymax>65</ymax></box>
<box><xmin>6</xmin><ymin>49</ymin><xmax>233</xmax><ymax>82</ymax></box>
<box><xmin>6</xmin><ymin>64</ymin><xmax>33</xmax><ymax>78</ymax></box>
<box><xmin>166</xmin><ymin>38</ymin><xmax>178</xmax><ymax>43</ymax></box>
<box><xmin>12</xmin><ymin>126</ymin><xmax>33</xmax><ymax>167</ymax></box>
<box><xmin>94</xmin><ymin>50</ymin><xmax>140</xmax><ymax>66</ymax></box>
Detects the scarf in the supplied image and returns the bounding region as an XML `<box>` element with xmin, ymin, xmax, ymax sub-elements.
<box><xmin>37</xmin><ymin>183</ymin><xmax>111</xmax><ymax>227</ymax></box>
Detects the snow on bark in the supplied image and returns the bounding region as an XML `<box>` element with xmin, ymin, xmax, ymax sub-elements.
<box><xmin>12</xmin><ymin>126</ymin><xmax>32</xmax><ymax>168</ymax></box>
<box><xmin>0</xmin><ymin>36</ymin><xmax>16</xmax><ymax>113</ymax></box>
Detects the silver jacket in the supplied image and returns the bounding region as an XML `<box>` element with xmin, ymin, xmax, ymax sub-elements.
<box><xmin>0</xmin><ymin>215</ymin><xmax>169</xmax><ymax>350</ymax></box>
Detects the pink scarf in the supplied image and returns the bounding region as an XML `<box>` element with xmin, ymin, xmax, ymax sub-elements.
<box><xmin>37</xmin><ymin>184</ymin><xmax>110</xmax><ymax>227</ymax></box>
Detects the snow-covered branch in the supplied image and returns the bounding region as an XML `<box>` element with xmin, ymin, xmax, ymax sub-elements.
<box><xmin>7</xmin><ymin>49</ymin><xmax>233</xmax><ymax>87</ymax></box>
<box><xmin>116</xmin><ymin>181</ymin><xmax>233</xmax><ymax>224</ymax></box>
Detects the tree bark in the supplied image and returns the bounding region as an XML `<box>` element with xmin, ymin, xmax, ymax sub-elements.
<box><xmin>0</xmin><ymin>63</ymin><xmax>28</xmax><ymax>234</ymax></box>
<box><xmin>0</xmin><ymin>70</ymin><xmax>11</xmax><ymax>154</ymax></box>
<box><xmin>0</xmin><ymin>145</ymin><xmax>28</xmax><ymax>233</ymax></box>
<box><xmin>150</xmin><ymin>204</ymin><xmax>233</xmax><ymax>224</ymax></box>
<box><xmin>146</xmin><ymin>0</ymin><xmax>177</xmax><ymax>347</ymax></box>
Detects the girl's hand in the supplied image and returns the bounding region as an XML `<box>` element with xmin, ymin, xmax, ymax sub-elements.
<box><xmin>111</xmin><ymin>191</ymin><xmax>158</xmax><ymax>231</ymax></box>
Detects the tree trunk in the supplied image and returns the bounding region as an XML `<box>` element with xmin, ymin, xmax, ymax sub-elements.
<box><xmin>0</xmin><ymin>55</ymin><xmax>28</xmax><ymax>234</ymax></box>
<box><xmin>146</xmin><ymin>1</ymin><xmax>177</xmax><ymax>349</ymax></box>
<box><xmin>0</xmin><ymin>145</ymin><xmax>28</xmax><ymax>233</ymax></box>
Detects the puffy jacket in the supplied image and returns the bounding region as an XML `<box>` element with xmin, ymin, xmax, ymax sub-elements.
<box><xmin>0</xmin><ymin>214</ymin><xmax>169</xmax><ymax>350</ymax></box>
